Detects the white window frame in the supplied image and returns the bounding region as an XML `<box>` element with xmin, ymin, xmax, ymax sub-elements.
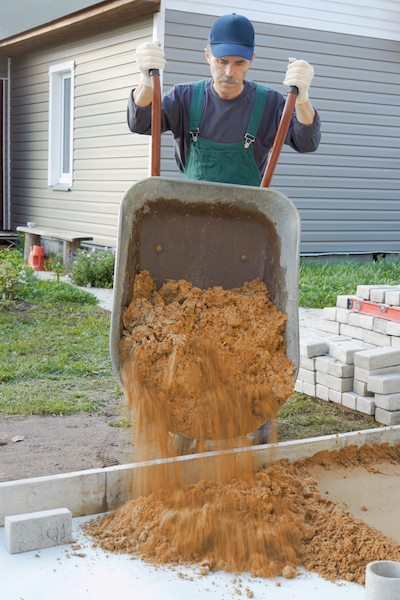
<box><xmin>48</xmin><ymin>61</ymin><xmax>75</xmax><ymax>190</ymax></box>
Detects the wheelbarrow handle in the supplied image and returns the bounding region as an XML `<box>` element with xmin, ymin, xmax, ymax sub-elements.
<box><xmin>150</xmin><ymin>68</ymin><xmax>161</xmax><ymax>176</ymax></box>
<box><xmin>260</xmin><ymin>85</ymin><xmax>299</xmax><ymax>188</ymax></box>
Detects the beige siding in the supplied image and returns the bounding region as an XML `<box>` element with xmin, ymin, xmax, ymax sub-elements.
<box><xmin>10</xmin><ymin>16</ymin><xmax>153</xmax><ymax>246</ymax></box>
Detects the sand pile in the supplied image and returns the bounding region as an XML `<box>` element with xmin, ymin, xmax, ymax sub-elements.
<box><xmin>120</xmin><ymin>271</ymin><xmax>295</xmax><ymax>447</ymax></box>
<box><xmin>85</xmin><ymin>445</ymin><xmax>400</xmax><ymax>585</ymax></box>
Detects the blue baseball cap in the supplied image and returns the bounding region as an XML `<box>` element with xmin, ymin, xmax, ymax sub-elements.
<box><xmin>208</xmin><ymin>14</ymin><xmax>255</xmax><ymax>60</ymax></box>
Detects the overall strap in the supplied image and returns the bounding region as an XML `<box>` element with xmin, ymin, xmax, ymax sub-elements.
<box><xmin>189</xmin><ymin>79</ymin><xmax>206</xmax><ymax>141</ymax></box>
<box><xmin>244</xmin><ymin>84</ymin><xmax>269</xmax><ymax>147</ymax></box>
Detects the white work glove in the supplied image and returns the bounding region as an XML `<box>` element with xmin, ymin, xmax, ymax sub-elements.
<box><xmin>283</xmin><ymin>57</ymin><xmax>314</xmax><ymax>104</ymax></box>
<box><xmin>135</xmin><ymin>40</ymin><xmax>166</xmax><ymax>87</ymax></box>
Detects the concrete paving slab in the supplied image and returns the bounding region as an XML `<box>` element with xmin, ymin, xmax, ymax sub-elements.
<box><xmin>0</xmin><ymin>515</ymin><xmax>364</xmax><ymax>600</ymax></box>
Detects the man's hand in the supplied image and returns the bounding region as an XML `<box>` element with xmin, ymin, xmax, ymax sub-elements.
<box><xmin>283</xmin><ymin>58</ymin><xmax>314</xmax><ymax>105</ymax></box>
<box><xmin>135</xmin><ymin>40</ymin><xmax>166</xmax><ymax>87</ymax></box>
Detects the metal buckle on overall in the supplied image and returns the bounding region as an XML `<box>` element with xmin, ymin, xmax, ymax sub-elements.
<box><xmin>244</xmin><ymin>133</ymin><xmax>255</xmax><ymax>149</ymax></box>
<box><xmin>190</xmin><ymin>128</ymin><xmax>200</xmax><ymax>143</ymax></box>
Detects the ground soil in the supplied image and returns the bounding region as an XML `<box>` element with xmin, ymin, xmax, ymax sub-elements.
<box><xmin>0</xmin><ymin>397</ymin><xmax>133</xmax><ymax>483</ymax></box>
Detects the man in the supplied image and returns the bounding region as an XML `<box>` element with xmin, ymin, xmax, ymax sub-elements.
<box><xmin>128</xmin><ymin>13</ymin><xmax>321</xmax><ymax>186</ymax></box>
<box><xmin>128</xmin><ymin>15</ymin><xmax>319</xmax><ymax>446</ymax></box>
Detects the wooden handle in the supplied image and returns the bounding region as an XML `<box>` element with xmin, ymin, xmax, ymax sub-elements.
<box><xmin>150</xmin><ymin>69</ymin><xmax>161</xmax><ymax>177</ymax></box>
<box><xmin>260</xmin><ymin>86</ymin><xmax>299</xmax><ymax>188</ymax></box>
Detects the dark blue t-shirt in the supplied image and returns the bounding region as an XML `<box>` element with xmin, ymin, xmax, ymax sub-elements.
<box><xmin>127</xmin><ymin>78</ymin><xmax>321</xmax><ymax>175</ymax></box>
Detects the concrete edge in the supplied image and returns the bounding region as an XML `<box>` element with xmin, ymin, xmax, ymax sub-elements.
<box><xmin>1</xmin><ymin>425</ymin><xmax>399</xmax><ymax>526</ymax></box>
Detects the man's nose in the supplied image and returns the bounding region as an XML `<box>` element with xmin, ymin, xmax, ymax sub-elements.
<box><xmin>225</xmin><ymin>63</ymin><xmax>235</xmax><ymax>77</ymax></box>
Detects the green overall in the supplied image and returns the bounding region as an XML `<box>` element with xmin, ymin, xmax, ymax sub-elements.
<box><xmin>184</xmin><ymin>80</ymin><xmax>268</xmax><ymax>187</ymax></box>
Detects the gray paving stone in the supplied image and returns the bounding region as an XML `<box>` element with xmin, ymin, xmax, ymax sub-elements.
<box><xmin>294</xmin><ymin>379</ymin><xmax>303</xmax><ymax>393</ymax></box>
<box><xmin>5</xmin><ymin>508</ymin><xmax>72</xmax><ymax>554</ymax></box>
<box><xmin>316</xmin><ymin>371</ymin><xmax>353</xmax><ymax>392</ymax></box>
<box><xmin>348</xmin><ymin>312</ymin><xmax>375</xmax><ymax>330</ymax></box>
<box><xmin>367</xmin><ymin>373</ymin><xmax>400</xmax><ymax>395</ymax></box>
<box><xmin>374</xmin><ymin>392</ymin><xmax>400</xmax><ymax>411</ymax></box>
<box><xmin>385</xmin><ymin>290</ymin><xmax>400</xmax><ymax>306</ymax></box>
<box><xmin>342</xmin><ymin>391</ymin><xmax>357</xmax><ymax>410</ymax></box>
<box><xmin>316</xmin><ymin>318</ymin><xmax>340</xmax><ymax>335</ymax></box>
<box><xmin>299</xmin><ymin>338</ymin><xmax>328</xmax><ymax>358</ymax></box>
<box><xmin>327</xmin><ymin>339</ymin><xmax>365</xmax><ymax>364</ymax></box>
<box><xmin>363</xmin><ymin>329</ymin><xmax>392</xmax><ymax>347</ymax></box>
<box><xmin>375</xmin><ymin>407</ymin><xmax>400</xmax><ymax>426</ymax></box>
<box><xmin>298</xmin><ymin>368</ymin><xmax>316</xmax><ymax>385</ymax></box>
<box><xmin>356</xmin><ymin>396</ymin><xmax>375</xmax><ymax>416</ymax></box>
<box><xmin>354</xmin><ymin>365</ymin><xmax>400</xmax><ymax>383</ymax></box>
<box><xmin>353</xmin><ymin>379</ymin><xmax>374</xmax><ymax>397</ymax></box>
<box><xmin>328</xmin><ymin>389</ymin><xmax>342</xmax><ymax>404</ymax></box>
<box><xmin>315</xmin><ymin>355</ymin><xmax>334</xmax><ymax>374</ymax></box>
<box><xmin>373</xmin><ymin>318</ymin><xmax>389</xmax><ymax>335</ymax></box>
<box><xmin>328</xmin><ymin>359</ymin><xmax>354</xmax><ymax>379</ymax></box>
<box><xmin>354</xmin><ymin>347</ymin><xmax>400</xmax><ymax>370</ymax></box>
<box><xmin>315</xmin><ymin>384</ymin><xmax>329</xmax><ymax>401</ymax></box>
<box><xmin>336</xmin><ymin>308</ymin><xmax>350</xmax><ymax>324</ymax></box>
<box><xmin>340</xmin><ymin>323</ymin><xmax>365</xmax><ymax>341</ymax></box>
<box><xmin>300</xmin><ymin>355</ymin><xmax>316</xmax><ymax>371</ymax></box>
<box><xmin>302</xmin><ymin>382</ymin><xmax>316</xmax><ymax>397</ymax></box>
<box><xmin>357</xmin><ymin>284</ymin><xmax>391</xmax><ymax>300</ymax></box>
<box><xmin>370</xmin><ymin>286</ymin><xmax>397</xmax><ymax>303</ymax></box>
<box><xmin>322</xmin><ymin>307</ymin><xmax>337</xmax><ymax>321</ymax></box>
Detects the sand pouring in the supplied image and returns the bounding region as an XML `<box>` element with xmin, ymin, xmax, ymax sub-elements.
<box><xmin>365</xmin><ymin>560</ymin><xmax>400</xmax><ymax>599</ymax></box>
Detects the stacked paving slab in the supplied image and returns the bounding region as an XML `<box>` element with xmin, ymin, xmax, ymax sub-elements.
<box><xmin>295</xmin><ymin>284</ymin><xmax>400</xmax><ymax>426</ymax></box>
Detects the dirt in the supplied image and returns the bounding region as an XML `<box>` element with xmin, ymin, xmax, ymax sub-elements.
<box><xmin>85</xmin><ymin>443</ymin><xmax>400</xmax><ymax>586</ymax></box>
<box><xmin>0</xmin><ymin>398</ymin><xmax>133</xmax><ymax>482</ymax></box>
<box><xmin>120</xmin><ymin>271</ymin><xmax>295</xmax><ymax>448</ymax></box>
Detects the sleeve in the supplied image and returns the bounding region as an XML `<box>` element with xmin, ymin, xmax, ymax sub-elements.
<box><xmin>127</xmin><ymin>85</ymin><xmax>193</xmax><ymax>138</ymax></box>
<box><xmin>127</xmin><ymin>84</ymin><xmax>193</xmax><ymax>174</ymax></box>
<box><xmin>287</xmin><ymin>109</ymin><xmax>321</xmax><ymax>153</ymax></box>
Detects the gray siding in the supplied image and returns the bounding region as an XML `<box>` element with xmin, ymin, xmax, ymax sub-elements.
<box><xmin>162</xmin><ymin>10</ymin><xmax>400</xmax><ymax>255</ymax></box>
<box><xmin>10</xmin><ymin>16</ymin><xmax>153</xmax><ymax>246</ymax></box>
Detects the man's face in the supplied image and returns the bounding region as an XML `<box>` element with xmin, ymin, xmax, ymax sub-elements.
<box><xmin>205</xmin><ymin>48</ymin><xmax>255</xmax><ymax>99</ymax></box>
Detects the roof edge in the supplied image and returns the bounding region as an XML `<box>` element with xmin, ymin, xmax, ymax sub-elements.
<box><xmin>0</xmin><ymin>0</ymin><xmax>160</xmax><ymax>56</ymax></box>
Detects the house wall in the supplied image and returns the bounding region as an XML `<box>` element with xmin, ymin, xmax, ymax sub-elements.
<box><xmin>165</xmin><ymin>0</ymin><xmax>400</xmax><ymax>41</ymax></box>
<box><xmin>0</xmin><ymin>57</ymin><xmax>9</xmax><ymax>229</ymax></box>
<box><xmin>10</xmin><ymin>16</ymin><xmax>153</xmax><ymax>246</ymax></box>
<box><xmin>0</xmin><ymin>57</ymin><xmax>8</xmax><ymax>78</ymax></box>
<box><xmin>160</xmin><ymin>10</ymin><xmax>400</xmax><ymax>255</ymax></box>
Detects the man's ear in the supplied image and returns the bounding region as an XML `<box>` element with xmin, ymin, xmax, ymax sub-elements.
<box><xmin>249</xmin><ymin>52</ymin><xmax>256</xmax><ymax>66</ymax></box>
<box><xmin>204</xmin><ymin>47</ymin><xmax>212</xmax><ymax>64</ymax></box>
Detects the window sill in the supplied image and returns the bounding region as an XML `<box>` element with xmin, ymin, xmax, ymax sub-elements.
<box><xmin>49</xmin><ymin>183</ymin><xmax>72</xmax><ymax>191</ymax></box>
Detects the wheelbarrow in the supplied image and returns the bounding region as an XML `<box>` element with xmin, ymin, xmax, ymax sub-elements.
<box><xmin>110</xmin><ymin>70</ymin><xmax>301</xmax><ymax>453</ymax></box>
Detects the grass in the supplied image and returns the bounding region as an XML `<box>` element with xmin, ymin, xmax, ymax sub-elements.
<box><xmin>0</xmin><ymin>302</ymin><xmax>120</xmax><ymax>416</ymax></box>
<box><xmin>299</xmin><ymin>255</ymin><xmax>400</xmax><ymax>308</ymax></box>
<box><xmin>277</xmin><ymin>393</ymin><xmax>379</xmax><ymax>442</ymax></box>
<box><xmin>1</xmin><ymin>254</ymin><xmax>399</xmax><ymax>434</ymax></box>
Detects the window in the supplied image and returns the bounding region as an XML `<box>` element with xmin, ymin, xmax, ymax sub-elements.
<box><xmin>48</xmin><ymin>62</ymin><xmax>74</xmax><ymax>190</ymax></box>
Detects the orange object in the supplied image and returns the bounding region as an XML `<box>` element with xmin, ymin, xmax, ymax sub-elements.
<box><xmin>28</xmin><ymin>245</ymin><xmax>45</xmax><ymax>271</ymax></box>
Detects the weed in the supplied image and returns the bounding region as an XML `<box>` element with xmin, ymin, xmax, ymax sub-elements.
<box><xmin>71</xmin><ymin>247</ymin><xmax>115</xmax><ymax>288</ymax></box>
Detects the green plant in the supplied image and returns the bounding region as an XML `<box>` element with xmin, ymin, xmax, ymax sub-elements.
<box><xmin>0</xmin><ymin>248</ymin><xmax>35</xmax><ymax>300</ymax></box>
<box><xmin>71</xmin><ymin>247</ymin><xmax>115</xmax><ymax>288</ymax></box>
<box><xmin>44</xmin><ymin>253</ymin><xmax>68</xmax><ymax>281</ymax></box>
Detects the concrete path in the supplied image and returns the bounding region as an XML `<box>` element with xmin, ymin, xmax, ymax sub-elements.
<box><xmin>0</xmin><ymin>514</ymin><xmax>363</xmax><ymax>600</ymax></box>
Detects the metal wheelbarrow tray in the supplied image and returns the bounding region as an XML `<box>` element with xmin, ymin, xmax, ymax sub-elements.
<box><xmin>110</xmin><ymin>176</ymin><xmax>300</xmax><ymax>388</ymax></box>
